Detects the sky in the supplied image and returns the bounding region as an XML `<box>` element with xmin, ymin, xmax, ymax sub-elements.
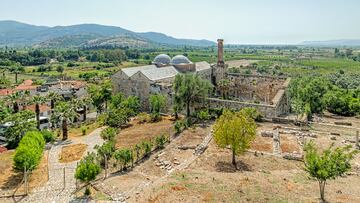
<box><xmin>1</xmin><ymin>0</ymin><xmax>360</xmax><ymax>44</ymax></box>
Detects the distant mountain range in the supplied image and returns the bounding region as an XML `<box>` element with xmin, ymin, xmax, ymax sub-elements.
<box><xmin>0</xmin><ymin>20</ymin><xmax>215</xmax><ymax>48</ymax></box>
<box><xmin>299</xmin><ymin>39</ymin><xmax>360</xmax><ymax>47</ymax></box>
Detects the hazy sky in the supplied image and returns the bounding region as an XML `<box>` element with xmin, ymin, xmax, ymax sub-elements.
<box><xmin>1</xmin><ymin>0</ymin><xmax>360</xmax><ymax>44</ymax></box>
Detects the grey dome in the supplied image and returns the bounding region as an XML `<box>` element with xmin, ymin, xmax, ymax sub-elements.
<box><xmin>153</xmin><ymin>54</ymin><xmax>171</xmax><ymax>65</ymax></box>
<box><xmin>171</xmin><ymin>55</ymin><xmax>191</xmax><ymax>65</ymax></box>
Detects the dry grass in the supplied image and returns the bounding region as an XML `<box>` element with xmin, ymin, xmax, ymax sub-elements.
<box><xmin>115</xmin><ymin>116</ymin><xmax>174</xmax><ymax>149</ymax></box>
<box><xmin>0</xmin><ymin>150</ymin><xmax>48</xmax><ymax>194</ymax></box>
<box><xmin>59</xmin><ymin>144</ymin><xmax>87</xmax><ymax>163</ymax></box>
<box><xmin>68</xmin><ymin>122</ymin><xmax>100</xmax><ymax>138</ymax></box>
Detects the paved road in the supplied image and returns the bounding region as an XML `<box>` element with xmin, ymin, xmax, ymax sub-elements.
<box><xmin>21</xmin><ymin>127</ymin><xmax>105</xmax><ymax>203</ymax></box>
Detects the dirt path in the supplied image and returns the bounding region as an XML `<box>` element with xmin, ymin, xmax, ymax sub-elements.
<box><xmin>96</xmin><ymin>125</ymin><xmax>213</xmax><ymax>202</ymax></box>
<box><xmin>20</xmin><ymin>127</ymin><xmax>105</xmax><ymax>203</ymax></box>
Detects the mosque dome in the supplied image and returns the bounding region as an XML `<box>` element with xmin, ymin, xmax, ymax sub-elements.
<box><xmin>171</xmin><ymin>55</ymin><xmax>192</xmax><ymax>65</ymax></box>
<box><xmin>153</xmin><ymin>54</ymin><xmax>171</xmax><ymax>66</ymax></box>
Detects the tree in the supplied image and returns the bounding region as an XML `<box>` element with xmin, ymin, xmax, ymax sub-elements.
<box><xmin>100</xmin><ymin>127</ymin><xmax>117</xmax><ymax>141</ymax></box>
<box><xmin>32</xmin><ymin>95</ymin><xmax>46</xmax><ymax>130</ymax></box>
<box><xmin>173</xmin><ymin>74</ymin><xmax>212</xmax><ymax>118</ymax></box>
<box><xmin>289</xmin><ymin>77</ymin><xmax>330</xmax><ymax>116</ymax></box>
<box><xmin>213</xmin><ymin>110</ymin><xmax>257</xmax><ymax>169</ymax></box>
<box><xmin>218</xmin><ymin>79</ymin><xmax>231</xmax><ymax>99</ymax></box>
<box><xmin>13</xmin><ymin>131</ymin><xmax>45</xmax><ymax>171</ymax></box>
<box><xmin>197</xmin><ymin>110</ymin><xmax>210</xmax><ymax>126</ymax></box>
<box><xmin>0</xmin><ymin>100</ymin><xmax>11</xmax><ymax>123</ymax></box>
<box><xmin>106</xmin><ymin>107</ymin><xmax>130</xmax><ymax>128</ymax></box>
<box><xmin>149</xmin><ymin>94</ymin><xmax>166</xmax><ymax>121</ymax></box>
<box><xmin>4</xmin><ymin>110</ymin><xmax>36</xmax><ymax>148</ymax></box>
<box><xmin>110</xmin><ymin>93</ymin><xmax>125</xmax><ymax>109</ymax></box>
<box><xmin>95</xmin><ymin>141</ymin><xmax>116</xmax><ymax>166</ymax></box>
<box><xmin>304</xmin><ymin>141</ymin><xmax>357</xmax><ymax>202</ymax></box>
<box><xmin>120</xmin><ymin>96</ymin><xmax>140</xmax><ymax>116</ymax></box>
<box><xmin>6</xmin><ymin>92</ymin><xmax>22</xmax><ymax>113</ymax></box>
<box><xmin>56</xmin><ymin>65</ymin><xmax>64</xmax><ymax>74</ymax></box>
<box><xmin>54</xmin><ymin>101</ymin><xmax>78</xmax><ymax>140</ymax></box>
<box><xmin>47</xmin><ymin>91</ymin><xmax>63</xmax><ymax>111</ymax></box>
<box><xmin>9</xmin><ymin>64</ymin><xmax>24</xmax><ymax>83</ymax></box>
<box><xmin>114</xmin><ymin>148</ymin><xmax>132</xmax><ymax>170</ymax></box>
<box><xmin>99</xmin><ymin>80</ymin><xmax>112</xmax><ymax>110</ymax></box>
<box><xmin>75</xmin><ymin>153</ymin><xmax>101</xmax><ymax>195</ymax></box>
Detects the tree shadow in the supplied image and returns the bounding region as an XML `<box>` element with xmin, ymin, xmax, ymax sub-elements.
<box><xmin>0</xmin><ymin>172</ymin><xmax>23</xmax><ymax>191</ymax></box>
<box><xmin>215</xmin><ymin>160</ymin><xmax>251</xmax><ymax>173</ymax></box>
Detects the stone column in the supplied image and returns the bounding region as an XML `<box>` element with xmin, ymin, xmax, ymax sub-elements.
<box><xmin>273</xmin><ymin>127</ymin><xmax>281</xmax><ymax>155</ymax></box>
<box><xmin>217</xmin><ymin>39</ymin><xmax>224</xmax><ymax>66</ymax></box>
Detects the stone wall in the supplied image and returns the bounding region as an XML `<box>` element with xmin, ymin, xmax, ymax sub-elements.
<box><xmin>205</xmin><ymin>77</ymin><xmax>291</xmax><ymax>118</ymax></box>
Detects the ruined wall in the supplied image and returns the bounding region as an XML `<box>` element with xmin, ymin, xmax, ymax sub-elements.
<box><xmin>226</xmin><ymin>73</ymin><xmax>287</xmax><ymax>104</ymax></box>
<box><xmin>206</xmin><ymin>77</ymin><xmax>291</xmax><ymax>118</ymax></box>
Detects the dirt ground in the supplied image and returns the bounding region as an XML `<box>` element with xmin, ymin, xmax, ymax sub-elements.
<box><xmin>115</xmin><ymin>116</ymin><xmax>174</xmax><ymax>149</ymax></box>
<box><xmin>137</xmin><ymin>139</ymin><xmax>360</xmax><ymax>203</ymax></box>
<box><xmin>97</xmin><ymin>125</ymin><xmax>211</xmax><ymax>201</ymax></box>
<box><xmin>59</xmin><ymin>144</ymin><xmax>88</xmax><ymax>163</ymax></box>
<box><xmin>124</xmin><ymin>116</ymin><xmax>360</xmax><ymax>203</ymax></box>
<box><xmin>0</xmin><ymin>150</ymin><xmax>48</xmax><ymax>196</ymax></box>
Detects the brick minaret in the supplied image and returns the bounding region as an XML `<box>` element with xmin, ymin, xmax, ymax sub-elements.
<box><xmin>217</xmin><ymin>39</ymin><xmax>224</xmax><ymax>67</ymax></box>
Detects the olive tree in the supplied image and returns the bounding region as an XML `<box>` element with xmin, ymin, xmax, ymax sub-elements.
<box><xmin>304</xmin><ymin>141</ymin><xmax>357</xmax><ymax>202</ymax></box>
<box><xmin>173</xmin><ymin>74</ymin><xmax>212</xmax><ymax>118</ymax></box>
<box><xmin>74</xmin><ymin>153</ymin><xmax>101</xmax><ymax>195</ymax></box>
<box><xmin>213</xmin><ymin>109</ymin><xmax>257</xmax><ymax>169</ymax></box>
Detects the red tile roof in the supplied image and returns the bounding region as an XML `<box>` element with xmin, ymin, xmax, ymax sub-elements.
<box><xmin>15</xmin><ymin>80</ymin><xmax>39</xmax><ymax>91</ymax></box>
<box><xmin>0</xmin><ymin>89</ymin><xmax>14</xmax><ymax>96</ymax></box>
<box><xmin>24</xmin><ymin>104</ymin><xmax>51</xmax><ymax>113</ymax></box>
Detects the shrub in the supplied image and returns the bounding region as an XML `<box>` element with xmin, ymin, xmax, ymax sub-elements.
<box><xmin>14</xmin><ymin>131</ymin><xmax>45</xmax><ymax>171</ymax></box>
<box><xmin>114</xmin><ymin>148</ymin><xmax>132</xmax><ymax>170</ymax></box>
<box><xmin>174</xmin><ymin>120</ymin><xmax>187</xmax><ymax>134</ymax></box>
<box><xmin>100</xmin><ymin>127</ymin><xmax>117</xmax><ymax>141</ymax></box>
<box><xmin>41</xmin><ymin>130</ymin><xmax>55</xmax><ymax>143</ymax></box>
<box><xmin>240</xmin><ymin>107</ymin><xmax>263</xmax><ymax>122</ymax></box>
<box><xmin>137</xmin><ymin>112</ymin><xmax>151</xmax><ymax>124</ymax></box>
<box><xmin>155</xmin><ymin>134</ymin><xmax>167</xmax><ymax>149</ymax></box>
<box><xmin>95</xmin><ymin>141</ymin><xmax>116</xmax><ymax>166</ymax></box>
<box><xmin>81</xmin><ymin>126</ymin><xmax>87</xmax><ymax>136</ymax></box>
<box><xmin>106</xmin><ymin>108</ymin><xmax>130</xmax><ymax>127</ymax></box>
<box><xmin>197</xmin><ymin>110</ymin><xmax>210</xmax><ymax>125</ymax></box>
<box><xmin>74</xmin><ymin>153</ymin><xmax>101</xmax><ymax>190</ymax></box>
<box><xmin>141</xmin><ymin>140</ymin><xmax>153</xmax><ymax>156</ymax></box>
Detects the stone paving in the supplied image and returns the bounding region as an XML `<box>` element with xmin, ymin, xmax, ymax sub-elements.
<box><xmin>20</xmin><ymin>127</ymin><xmax>105</xmax><ymax>203</ymax></box>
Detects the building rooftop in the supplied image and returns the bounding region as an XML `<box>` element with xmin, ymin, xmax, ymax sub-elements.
<box><xmin>171</xmin><ymin>55</ymin><xmax>192</xmax><ymax>65</ymax></box>
<box><xmin>195</xmin><ymin>61</ymin><xmax>211</xmax><ymax>72</ymax></box>
<box><xmin>122</xmin><ymin>65</ymin><xmax>158</xmax><ymax>77</ymax></box>
<box><xmin>138</xmin><ymin>66</ymin><xmax>179</xmax><ymax>81</ymax></box>
<box><xmin>153</xmin><ymin>54</ymin><xmax>171</xmax><ymax>66</ymax></box>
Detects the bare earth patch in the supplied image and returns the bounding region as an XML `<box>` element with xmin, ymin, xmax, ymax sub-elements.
<box><xmin>59</xmin><ymin>144</ymin><xmax>87</xmax><ymax>163</ymax></box>
<box><xmin>115</xmin><ymin>116</ymin><xmax>174</xmax><ymax>149</ymax></box>
<box><xmin>0</xmin><ymin>150</ymin><xmax>48</xmax><ymax>195</ymax></box>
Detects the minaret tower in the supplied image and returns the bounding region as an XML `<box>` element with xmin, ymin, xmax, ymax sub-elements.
<box><xmin>215</xmin><ymin>39</ymin><xmax>226</xmax><ymax>84</ymax></box>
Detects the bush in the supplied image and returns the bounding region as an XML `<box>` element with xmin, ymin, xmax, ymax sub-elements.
<box><xmin>95</xmin><ymin>141</ymin><xmax>116</xmax><ymax>166</ymax></box>
<box><xmin>114</xmin><ymin>148</ymin><xmax>132</xmax><ymax>170</ymax></box>
<box><xmin>81</xmin><ymin>126</ymin><xmax>87</xmax><ymax>136</ymax></box>
<box><xmin>155</xmin><ymin>134</ymin><xmax>167</xmax><ymax>149</ymax></box>
<box><xmin>100</xmin><ymin>127</ymin><xmax>117</xmax><ymax>141</ymax></box>
<box><xmin>41</xmin><ymin>130</ymin><xmax>55</xmax><ymax>143</ymax></box>
<box><xmin>197</xmin><ymin>110</ymin><xmax>210</xmax><ymax>122</ymax></box>
<box><xmin>14</xmin><ymin>131</ymin><xmax>45</xmax><ymax>171</ymax></box>
<box><xmin>174</xmin><ymin>120</ymin><xmax>187</xmax><ymax>134</ymax></box>
<box><xmin>74</xmin><ymin>153</ymin><xmax>101</xmax><ymax>185</ymax></box>
<box><xmin>240</xmin><ymin>107</ymin><xmax>263</xmax><ymax>122</ymax></box>
<box><xmin>141</xmin><ymin>140</ymin><xmax>152</xmax><ymax>156</ymax></box>
<box><xmin>106</xmin><ymin>108</ymin><xmax>130</xmax><ymax>127</ymax></box>
<box><xmin>137</xmin><ymin>112</ymin><xmax>151</xmax><ymax>124</ymax></box>
<box><xmin>208</xmin><ymin>108</ymin><xmax>224</xmax><ymax>119</ymax></box>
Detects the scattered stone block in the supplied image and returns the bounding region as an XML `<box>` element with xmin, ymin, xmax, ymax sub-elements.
<box><xmin>282</xmin><ymin>153</ymin><xmax>303</xmax><ymax>161</ymax></box>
